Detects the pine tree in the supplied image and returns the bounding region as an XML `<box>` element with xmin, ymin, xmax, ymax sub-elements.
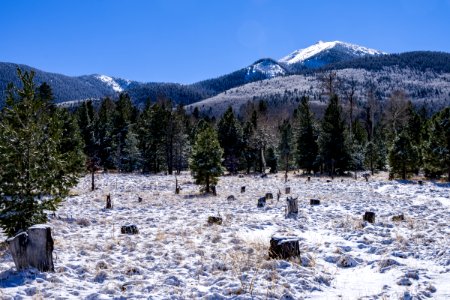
<box><xmin>217</xmin><ymin>107</ymin><xmax>243</xmax><ymax>173</ymax></box>
<box><xmin>295</xmin><ymin>96</ymin><xmax>318</xmax><ymax>174</ymax></box>
<box><xmin>76</xmin><ymin>100</ymin><xmax>98</xmax><ymax>190</ymax></box>
<box><xmin>121</xmin><ymin>126</ymin><xmax>142</xmax><ymax>172</ymax></box>
<box><xmin>388</xmin><ymin>131</ymin><xmax>419</xmax><ymax>180</ymax></box>
<box><xmin>266</xmin><ymin>147</ymin><xmax>278</xmax><ymax>173</ymax></box>
<box><xmin>0</xmin><ymin>70</ymin><xmax>82</xmax><ymax>237</ymax></box>
<box><xmin>97</xmin><ymin>97</ymin><xmax>116</xmax><ymax>170</ymax></box>
<box><xmin>318</xmin><ymin>95</ymin><xmax>351</xmax><ymax>175</ymax></box>
<box><xmin>278</xmin><ymin>119</ymin><xmax>293</xmax><ymax>176</ymax></box>
<box><xmin>189</xmin><ymin>125</ymin><xmax>224</xmax><ymax>193</ymax></box>
<box><xmin>423</xmin><ymin>107</ymin><xmax>450</xmax><ymax>181</ymax></box>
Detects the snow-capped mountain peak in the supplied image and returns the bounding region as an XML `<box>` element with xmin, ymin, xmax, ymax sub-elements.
<box><xmin>95</xmin><ymin>74</ymin><xmax>129</xmax><ymax>93</ymax></box>
<box><xmin>279</xmin><ymin>40</ymin><xmax>385</xmax><ymax>65</ymax></box>
<box><xmin>246</xmin><ymin>59</ymin><xmax>286</xmax><ymax>78</ymax></box>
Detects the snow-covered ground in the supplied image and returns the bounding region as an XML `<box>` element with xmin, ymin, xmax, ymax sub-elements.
<box><xmin>0</xmin><ymin>172</ymin><xmax>449</xmax><ymax>299</ymax></box>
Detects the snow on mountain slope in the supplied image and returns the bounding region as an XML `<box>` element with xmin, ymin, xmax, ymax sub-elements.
<box><xmin>95</xmin><ymin>74</ymin><xmax>130</xmax><ymax>93</ymax></box>
<box><xmin>279</xmin><ymin>41</ymin><xmax>385</xmax><ymax>65</ymax></box>
<box><xmin>246</xmin><ymin>59</ymin><xmax>286</xmax><ymax>78</ymax></box>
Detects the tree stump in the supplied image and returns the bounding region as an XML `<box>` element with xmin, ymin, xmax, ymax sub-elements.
<box><xmin>286</xmin><ymin>197</ymin><xmax>298</xmax><ymax>218</ymax></box>
<box><xmin>138</xmin><ymin>196</ymin><xmax>143</xmax><ymax>203</ymax></box>
<box><xmin>227</xmin><ymin>195</ymin><xmax>236</xmax><ymax>201</ymax></box>
<box><xmin>121</xmin><ymin>224</ymin><xmax>139</xmax><ymax>234</ymax></box>
<box><xmin>261</xmin><ymin>173</ymin><xmax>268</xmax><ymax>178</ymax></box>
<box><xmin>211</xmin><ymin>186</ymin><xmax>217</xmax><ymax>196</ymax></box>
<box><xmin>392</xmin><ymin>214</ymin><xmax>405</xmax><ymax>222</ymax></box>
<box><xmin>175</xmin><ymin>177</ymin><xmax>180</xmax><ymax>194</ymax></box>
<box><xmin>106</xmin><ymin>194</ymin><xmax>112</xmax><ymax>209</ymax></box>
<box><xmin>362</xmin><ymin>173</ymin><xmax>370</xmax><ymax>182</ymax></box>
<box><xmin>207</xmin><ymin>216</ymin><xmax>222</xmax><ymax>225</ymax></box>
<box><xmin>241</xmin><ymin>186</ymin><xmax>245</xmax><ymax>193</ymax></box>
<box><xmin>257</xmin><ymin>197</ymin><xmax>266</xmax><ymax>208</ymax></box>
<box><xmin>7</xmin><ymin>225</ymin><xmax>54</xmax><ymax>272</ymax></box>
<box><xmin>277</xmin><ymin>189</ymin><xmax>281</xmax><ymax>201</ymax></box>
<box><xmin>363</xmin><ymin>212</ymin><xmax>376</xmax><ymax>223</ymax></box>
<box><xmin>307</xmin><ymin>176</ymin><xmax>311</xmax><ymax>182</ymax></box>
<box><xmin>310</xmin><ymin>199</ymin><xmax>321</xmax><ymax>205</ymax></box>
<box><xmin>285</xmin><ymin>187</ymin><xmax>291</xmax><ymax>194</ymax></box>
<box><xmin>269</xmin><ymin>236</ymin><xmax>300</xmax><ymax>259</ymax></box>
<box><xmin>265</xmin><ymin>193</ymin><xmax>273</xmax><ymax>200</ymax></box>
<box><xmin>418</xmin><ymin>180</ymin><xmax>423</xmax><ymax>186</ymax></box>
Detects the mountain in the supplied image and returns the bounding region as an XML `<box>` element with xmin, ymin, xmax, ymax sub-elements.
<box><xmin>2</xmin><ymin>42</ymin><xmax>450</xmax><ymax>111</ymax></box>
<box><xmin>0</xmin><ymin>62</ymin><xmax>137</xmax><ymax>105</ymax></box>
<box><xmin>279</xmin><ymin>41</ymin><xmax>385</xmax><ymax>71</ymax></box>
<box><xmin>186</xmin><ymin>53</ymin><xmax>450</xmax><ymax>118</ymax></box>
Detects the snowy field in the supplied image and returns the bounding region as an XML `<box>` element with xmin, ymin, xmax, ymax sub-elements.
<box><xmin>0</xmin><ymin>172</ymin><xmax>449</xmax><ymax>299</ymax></box>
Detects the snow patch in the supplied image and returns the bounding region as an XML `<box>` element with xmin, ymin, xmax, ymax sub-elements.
<box><xmin>279</xmin><ymin>40</ymin><xmax>386</xmax><ymax>65</ymax></box>
<box><xmin>247</xmin><ymin>60</ymin><xmax>286</xmax><ymax>78</ymax></box>
<box><xmin>95</xmin><ymin>75</ymin><xmax>125</xmax><ymax>92</ymax></box>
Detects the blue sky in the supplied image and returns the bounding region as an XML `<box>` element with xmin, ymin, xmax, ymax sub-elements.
<box><xmin>1</xmin><ymin>0</ymin><xmax>449</xmax><ymax>83</ymax></box>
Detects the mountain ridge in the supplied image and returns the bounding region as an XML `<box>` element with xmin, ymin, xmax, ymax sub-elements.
<box><xmin>1</xmin><ymin>41</ymin><xmax>449</xmax><ymax>108</ymax></box>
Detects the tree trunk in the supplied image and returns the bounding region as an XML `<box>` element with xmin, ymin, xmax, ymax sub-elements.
<box><xmin>448</xmin><ymin>166</ymin><xmax>450</xmax><ymax>182</ymax></box>
<box><xmin>206</xmin><ymin>175</ymin><xmax>210</xmax><ymax>193</ymax></box>
<box><xmin>7</xmin><ymin>225</ymin><xmax>54</xmax><ymax>272</ymax></box>
<box><xmin>269</xmin><ymin>236</ymin><xmax>300</xmax><ymax>260</ymax></box>
<box><xmin>286</xmin><ymin>197</ymin><xmax>298</xmax><ymax>218</ymax></box>
<box><xmin>91</xmin><ymin>168</ymin><xmax>95</xmax><ymax>191</ymax></box>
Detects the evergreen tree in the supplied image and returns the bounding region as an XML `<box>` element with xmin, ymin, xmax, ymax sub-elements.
<box><xmin>113</xmin><ymin>93</ymin><xmax>134</xmax><ymax>171</ymax></box>
<box><xmin>295</xmin><ymin>96</ymin><xmax>318</xmax><ymax>174</ymax></box>
<box><xmin>76</xmin><ymin>100</ymin><xmax>99</xmax><ymax>190</ymax></box>
<box><xmin>189</xmin><ymin>125</ymin><xmax>224</xmax><ymax>193</ymax></box>
<box><xmin>388</xmin><ymin>131</ymin><xmax>419</xmax><ymax>179</ymax></box>
<box><xmin>121</xmin><ymin>126</ymin><xmax>142</xmax><ymax>172</ymax></box>
<box><xmin>278</xmin><ymin>119</ymin><xmax>293</xmax><ymax>176</ymax></box>
<box><xmin>423</xmin><ymin>107</ymin><xmax>450</xmax><ymax>181</ymax></box>
<box><xmin>242</xmin><ymin>121</ymin><xmax>257</xmax><ymax>174</ymax></box>
<box><xmin>0</xmin><ymin>70</ymin><xmax>82</xmax><ymax>237</ymax></box>
<box><xmin>266</xmin><ymin>147</ymin><xmax>278</xmax><ymax>173</ymax></box>
<box><xmin>96</xmin><ymin>97</ymin><xmax>116</xmax><ymax>170</ymax></box>
<box><xmin>217</xmin><ymin>107</ymin><xmax>243</xmax><ymax>173</ymax></box>
<box><xmin>318</xmin><ymin>95</ymin><xmax>351</xmax><ymax>175</ymax></box>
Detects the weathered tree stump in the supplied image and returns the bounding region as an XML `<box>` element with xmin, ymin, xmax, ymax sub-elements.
<box><xmin>265</xmin><ymin>193</ymin><xmax>273</xmax><ymax>200</ymax></box>
<box><xmin>257</xmin><ymin>197</ymin><xmax>266</xmax><ymax>208</ymax></box>
<box><xmin>106</xmin><ymin>194</ymin><xmax>112</xmax><ymax>209</ymax></box>
<box><xmin>211</xmin><ymin>186</ymin><xmax>217</xmax><ymax>196</ymax></box>
<box><xmin>363</xmin><ymin>212</ymin><xmax>376</xmax><ymax>223</ymax></box>
<box><xmin>241</xmin><ymin>186</ymin><xmax>245</xmax><ymax>193</ymax></box>
<box><xmin>392</xmin><ymin>214</ymin><xmax>405</xmax><ymax>222</ymax></box>
<box><xmin>286</xmin><ymin>197</ymin><xmax>298</xmax><ymax>218</ymax></box>
<box><xmin>121</xmin><ymin>224</ymin><xmax>139</xmax><ymax>234</ymax></box>
<box><xmin>310</xmin><ymin>199</ymin><xmax>321</xmax><ymax>205</ymax></box>
<box><xmin>362</xmin><ymin>173</ymin><xmax>370</xmax><ymax>182</ymax></box>
<box><xmin>175</xmin><ymin>177</ymin><xmax>180</xmax><ymax>194</ymax></box>
<box><xmin>207</xmin><ymin>216</ymin><xmax>222</xmax><ymax>225</ymax></box>
<box><xmin>138</xmin><ymin>196</ymin><xmax>143</xmax><ymax>203</ymax></box>
<box><xmin>269</xmin><ymin>236</ymin><xmax>300</xmax><ymax>259</ymax></box>
<box><xmin>7</xmin><ymin>225</ymin><xmax>54</xmax><ymax>272</ymax></box>
<box><xmin>285</xmin><ymin>187</ymin><xmax>291</xmax><ymax>194</ymax></box>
